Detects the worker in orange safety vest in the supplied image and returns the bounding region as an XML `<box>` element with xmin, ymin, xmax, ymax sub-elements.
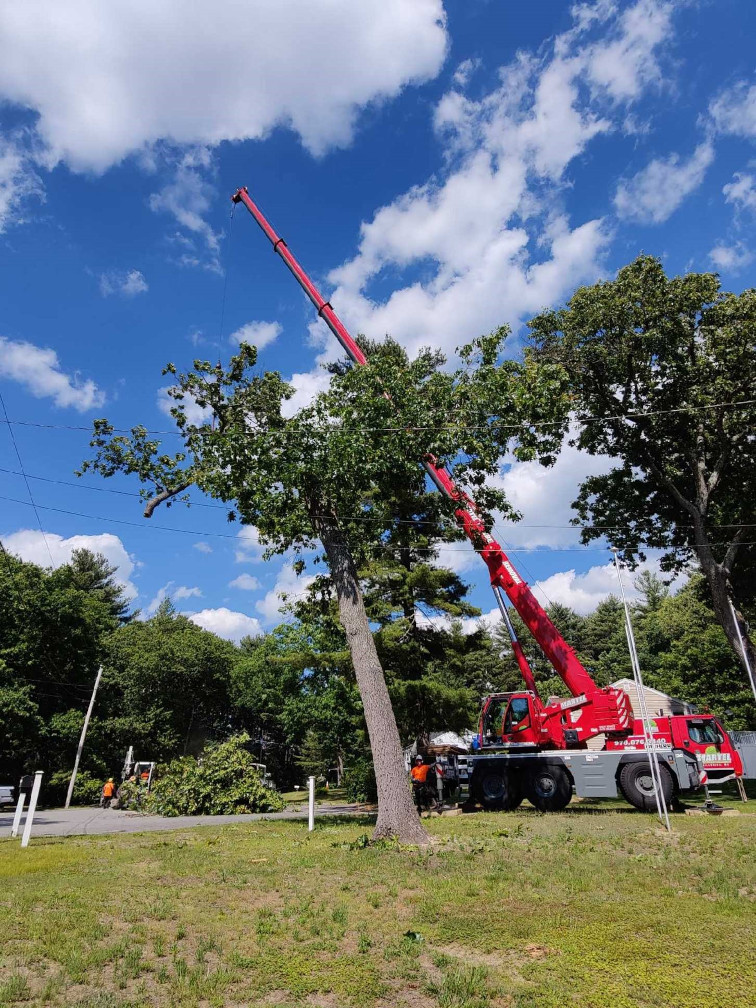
<box><xmin>100</xmin><ymin>778</ymin><xmax>116</xmax><ymax>808</ymax></box>
<box><xmin>410</xmin><ymin>755</ymin><xmax>440</xmax><ymax>811</ymax></box>
<box><xmin>410</xmin><ymin>755</ymin><xmax>430</xmax><ymax>785</ymax></box>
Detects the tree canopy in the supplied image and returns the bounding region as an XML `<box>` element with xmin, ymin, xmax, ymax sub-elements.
<box><xmin>527</xmin><ymin>256</ymin><xmax>756</xmax><ymax>676</ymax></box>
<box><xmin>80</xmin><ymin>331</ymin><xmax>568</xmax><ymax>841</ymax></box>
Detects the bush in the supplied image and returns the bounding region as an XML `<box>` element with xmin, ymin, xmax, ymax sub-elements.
<box><xmin>145</xmin><ymin>734</ymin><xmax>285</xmax><ymax>816</ymax></box>
<box><xmin>46</xmin><ymin>769</ymin><xmax>104</xmax><ymax>807</ymax></box>
<box><xmin>342</xmin><ymin>758</ymin><xmax>377</xmax><ymax>803</ymax></box>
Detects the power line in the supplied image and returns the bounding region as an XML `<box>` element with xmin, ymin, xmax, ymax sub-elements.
<box><xmin>2</xmin><ymin>492</ymin><xmax>753</xmax><ymax>554</ymax></box>
<box><xmin>0</xmin><ymin>396</ymin><xmax>754</xmax><ymax>439</ymax></box>
<box><xmin>0</xmin><ymin>466</ymin><xmax>226</xmax><ymax>510</ymax></box>
<box><xmin>1</xmin><ymin>466</ymin><xmax>753</xmax><ymax>533</ymax></box>
<box><xmin>0</xmin><ymin>391</ymin><xmax>55</xmax><ymax>567</ymax></box>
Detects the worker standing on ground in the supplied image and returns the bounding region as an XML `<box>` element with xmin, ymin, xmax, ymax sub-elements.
<box><xmin>410</xmin><ymin>756</ymin><xmax>436</xmax><ymax>811</ymax></box>
<box><xmin>100</xmin><ymin>778</ymin><xmax>116</xmax><ymax>808</ymax></box>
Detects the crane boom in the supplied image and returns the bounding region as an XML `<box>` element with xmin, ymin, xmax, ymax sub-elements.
<box><xmin>231</xmin><ymin>186</ymin><xmax>602</xmax><ymax>703</ymax></box>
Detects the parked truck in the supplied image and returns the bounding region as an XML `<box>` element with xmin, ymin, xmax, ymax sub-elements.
<box><xmin>233</xmin><ymin>186</ymin><xmax>745</xmax><ymax>814</ymax></box>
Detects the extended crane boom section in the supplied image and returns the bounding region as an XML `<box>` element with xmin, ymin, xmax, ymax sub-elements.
<box><xmin>232</xmin><ymin>186</ymin><xmax>632</xmax><ymax>744</ymax></box>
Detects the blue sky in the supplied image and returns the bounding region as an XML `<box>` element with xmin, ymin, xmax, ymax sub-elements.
<box><xmin>1</xmin><ymin>0</ymin><xmax>755</xmax><ymax>641</ymax></box>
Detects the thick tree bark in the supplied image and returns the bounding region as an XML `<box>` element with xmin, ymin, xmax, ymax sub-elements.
<box><xmin>694</xmin><ymin>543</ymin><xmax>756</xmax><ymax>687</ymax></box>
<box><xmin>310</xmin><ymin>503</ymin><xmax>430</xmax><ymax>845</ymax></box>
<box><xmin>636</xmin><ymin>434</ymin><xmax>756</xmax><ymax>685</ymax></box>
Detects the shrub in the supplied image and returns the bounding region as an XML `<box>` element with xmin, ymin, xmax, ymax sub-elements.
<box><xmin>145</xmin><ymin>734</ymin><xmax>285</xmax><ymax>816</ymax></box>
<box><xmin>342</xmin><ymin>758</ymin><xmax>377</xmax><ymax>803</ymax></box>
<box><xmin>47</xmin><ymin>769</ymin><xmax>104</xmax><ymax>807</ymax></box>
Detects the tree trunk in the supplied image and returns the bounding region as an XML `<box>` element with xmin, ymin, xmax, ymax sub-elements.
<box><xmin>696</xmin><ymin>548</ymin><xmax>756</xmax><ymax>688</ymax></box>
<box><xmin>310</xmin><ymin>505</ymin><xmax>430</xmax><ymax>845</ymax></box>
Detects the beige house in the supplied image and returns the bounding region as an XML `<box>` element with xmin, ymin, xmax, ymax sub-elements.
<box><xmin>582</xmin><ymin>680</ymin><xmax>695</xmax><ymax>750</ymax></box>
<box><xmin>610</xmin><ymin>678</ymin><xmax>695</xmax><ymax>719</ymax></box>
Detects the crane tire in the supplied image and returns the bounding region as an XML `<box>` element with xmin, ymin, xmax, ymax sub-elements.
<box><xmin>525</xmin><ymin>765</ymin><xmax>572</xmax><ymax>812</ymax></box>
<box><xmin>473</xmin><ymin>766</ymin><xmax>522</xmax><ymax>811</ymax></box>
<box><xmin>618</xmin><ymin>761</ymin><xmax>674</xmax><ymax>812</ymax></box>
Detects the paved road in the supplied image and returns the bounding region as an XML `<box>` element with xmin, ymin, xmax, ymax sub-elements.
<box><xmin>1</xmin><ymin>803</ymin><xmax>370</xmax><ymax>839</ymax></box>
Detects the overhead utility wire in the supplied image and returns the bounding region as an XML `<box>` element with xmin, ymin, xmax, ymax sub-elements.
<box><xmin>1</xmin><ymin>397</ymin><xmax>754</xmax><ymax>439</ymax></box>
<box><xmin>1</xmin><ymin>494</ymin><xmax>753</xmax><ymax>554</ymax></box>
<box><xmin>0</xmin><ymin>391</ymin><xmax>56</xmax><ymax>568</ymax></box>
<box><xmin>2</xmin><ymin>463</ymin><xmax>753</xmax><ymax>536</ymax></box>
<box><xmin>1</xmin><ymin>467</ymin><xmax>752</xmax><ymax>534</ymax></box>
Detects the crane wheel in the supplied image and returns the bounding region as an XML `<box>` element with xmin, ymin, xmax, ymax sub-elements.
<box><xmin>525</xmin><ymin>765</ymin><xmax>572</xmax><ymax>812</ymax></box>
<box><xmin>473</xmin><ymin>766</ymin><xmax>522</xmax><ymax>811</ymax></box>
<box><xmin>618</xmin><ymin>761</ymin><xmax>674</xmax><ymax>812</ymax></box>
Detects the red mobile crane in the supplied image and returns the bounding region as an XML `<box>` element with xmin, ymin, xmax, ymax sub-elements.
<box><xmin>232</xmin><ymin>186</ymin><xmax>744</xmax><ymax>813</ymax></box>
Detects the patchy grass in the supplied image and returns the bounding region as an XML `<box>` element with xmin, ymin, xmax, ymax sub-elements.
<box><xmin>0</xmin><ymin>805</ymin><xmax>754</xmax><ymax>1007</ymax></box>
<box><xmin>280</xmin><ymin>786</ymin><xmax>352</xmax><ymax>807</ymax></box>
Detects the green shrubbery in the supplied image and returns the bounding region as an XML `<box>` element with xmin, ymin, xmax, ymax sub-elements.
<box><xmin>145</xmin><ymin>734</ymin><xmax>285</xmax><ymax>816</ymax></box>
<box><xmin>46</xmin><ymin>769</ymin><xmax>104</xmax><ymax>807</ymax></box>
<box><xmin>342</xmin><ymin>757</ymin><xmax>377</xmax><ymax>804</ymax></box>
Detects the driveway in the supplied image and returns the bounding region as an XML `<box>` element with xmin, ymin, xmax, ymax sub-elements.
<box><xmin>1</xmin><ymin>803</ymin><xmax>369</xmax><ymax>839</ymax></box>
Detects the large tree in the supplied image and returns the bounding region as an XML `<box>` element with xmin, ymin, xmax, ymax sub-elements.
<box><xmin>527</xmin><ymin>256</ymin><xmax>756</xmax><ymax>678</ymax></box>
<box><xmin>0</xmin><ymin>548</ymin><xmax>124</xmax><ymax>779</ymax></box>
<box><xmin>96</xmin><ymin>600</ymin><xmax>237</xmax><ymax>767</ymax></box>
<box><xmin>81</xmin><ymin>333</ymin><xmax>563</xmax><ymax>841</ymax></box>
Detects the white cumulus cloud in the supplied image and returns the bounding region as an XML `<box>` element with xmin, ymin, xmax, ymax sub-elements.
<box><xmin>434</xmin><ymin>432</ymin><xmax>617</xmax><ymax>579</ymax></box>
<box><xmin>709</xmin><ymin>241</ymin><xmax>753</xmax><ymax>272</ymax></box>
<box><xmin>0</xmin><ymin>336</ymin><xmax>105</xmax><ymax>411</ymax></box>
<box><xmin>156</xmin><ymin>386</ymin><xmax>213</xmax><ymax>427</ymax></box>
<box><xmin>189</xmin><ymin>607</ymin><xmax>261</xmax><ymax>643</ymax></box>
<box><xmin>229</xmin><ymin>321</ymin><xmax>281</xmax><ymax>351</ymax></box>
<box><xmin>235</xmin><ymin>526</ymin><xmax>265</xmax><ymax>563</ymax></box>
<box><xmin>229</xmin><ymin>573</ymin><xmax>262</xmax><ymax>591</ymax></box>
<box><xmin>193</xmin><ymin>541</ymin><xmax>213</xmax><ymax>554</ymax></box>
<box><xmin>0</xmin><ymin>0</ymin><xmax>447</xmax><ymax>171</ymax></box>
<box><xmin>256</xmin><ymin>563</ymin><xmax>316</xmax><ymax>624</ymax></box>
<box><xmin>723</xmin><ymin>171</ymin><xmax>756</xmax><ymax>214</ymax></box>
<box><xmin>0</xmin><ymin>136</ymin><xmax>44</xmax><ymax>232</ymax></box>
<box><xmin>614</xmin><ymin>142</ymin><xmax>714</xmax><ymax>224</ymax></box>
<box><xmin>313</xmin><ymin>0</ymin><xmax>675</xmax><ymax>363</ymax></box>
<box><xmin>145</xmin><ymin>581</ymin><xmax>202</xmax><ymax>617</ymax></box>
<box><xmin>148</xmin><ymin>149</ymin><xmax>222</xmax><ymax>271</ymax></box>
<box><xmin>709</xmin><ymin>80</ymin><xmax>756</xmax><ymax>139</ymax></box>
<box><xmin>99</xmin><ymin>268</ymin><xmax>148</xmax><ymax>297</ymax></box>
<box><xmin>530</xmin><ymin>556</ymin><xmax>683</xmax><ymax>616</ymax></box>
<box><xmin>1</xmin><ymin>529</ymin><xmax>137</xmax><ymax>598</ymax></box>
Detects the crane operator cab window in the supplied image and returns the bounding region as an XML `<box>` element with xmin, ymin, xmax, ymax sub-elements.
<box><xmin>504</xmin><ymin>696</ymin><xmax>531</xmax><ymax>733</ymax></box>
<box><xmin>686</xmin><ymin>720</ymin><xmax>724</xmax><ymax>746</ymax></box>
<box><xmin>483</xmin><ymin>698</ymin><xmax>507</xmax><ymax>744</ymax></box>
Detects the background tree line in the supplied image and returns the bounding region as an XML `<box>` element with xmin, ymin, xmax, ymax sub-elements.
<box><xmin>1</xmin><ymin>544</ymin><xmax>752</xmax><ymax>805</ymax></box>
<box><xmin>2</xmin><ymin>256</ymin><xmax>753</xmax><ymax>829</ymax></box>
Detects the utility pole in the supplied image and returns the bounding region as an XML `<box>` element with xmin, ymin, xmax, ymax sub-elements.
<box><xmin>65</xmin><ymin>666</ymin><xmax>103</xmax><ymax>809</ymax></box>
<box><xmin>730</xmin><ymin>599</ymin><xmax>756</xmax><ymax>703</ymax></box>
<box><xmin>611</xmin><ymin>551</ymin><xmax>671</xmax><ymax>832</ymax></box>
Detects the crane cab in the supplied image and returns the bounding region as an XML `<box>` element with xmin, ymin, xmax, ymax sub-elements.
<box><xmin>476</xmin><ymin>692</ymin><xmax>545</xmax><ymax>749</ymax></box>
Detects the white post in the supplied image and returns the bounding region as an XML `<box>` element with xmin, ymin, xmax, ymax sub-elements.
<box><xmin>612</xmin><ymin>551</ymin><xmax>671</xmax><ymax>831</ymax></box>
<box><xmin>65</xmin><ymin>666</ymin><xmax>102</xmax><ymax>809</ymax></box>
<box><xmin>308</xmin><ymin>776</ymin><xmax>315</xmax><ymax>832</ymax></box>
<box><xmin>20</xmin><ymin>771</ymin><xmax>43</xmax><ymax>848</ymax></box>
<box><xmin>729</xmin><ymin>599</ymin><xmax>756</xmax><ymax>703</ymax></box>
<box><xmin>10</xmin><ymin>789</ymin><xmax>26</xmax><ymax>838</ymax></box>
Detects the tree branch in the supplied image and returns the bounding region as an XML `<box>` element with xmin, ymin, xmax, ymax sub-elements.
<box><xmin>143</xmin><ymin>482</ymin><xmax>194</xmax><ymax>518</ymax></box>
<box><xmin>722</xmin><ymin>526</ymin><xmax>746</xmax><ymax>576</ymax></box>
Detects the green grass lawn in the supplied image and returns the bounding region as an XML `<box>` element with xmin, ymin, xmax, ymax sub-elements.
<box><xmin>279</xmin><ymin>786</ymin><xmax>353</xmax><ymax>807</ymax></box>
<box><xmin>1</xmin><ymin>804</ymin><xmax>754</xmax><ymax>1008</ymax></box>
